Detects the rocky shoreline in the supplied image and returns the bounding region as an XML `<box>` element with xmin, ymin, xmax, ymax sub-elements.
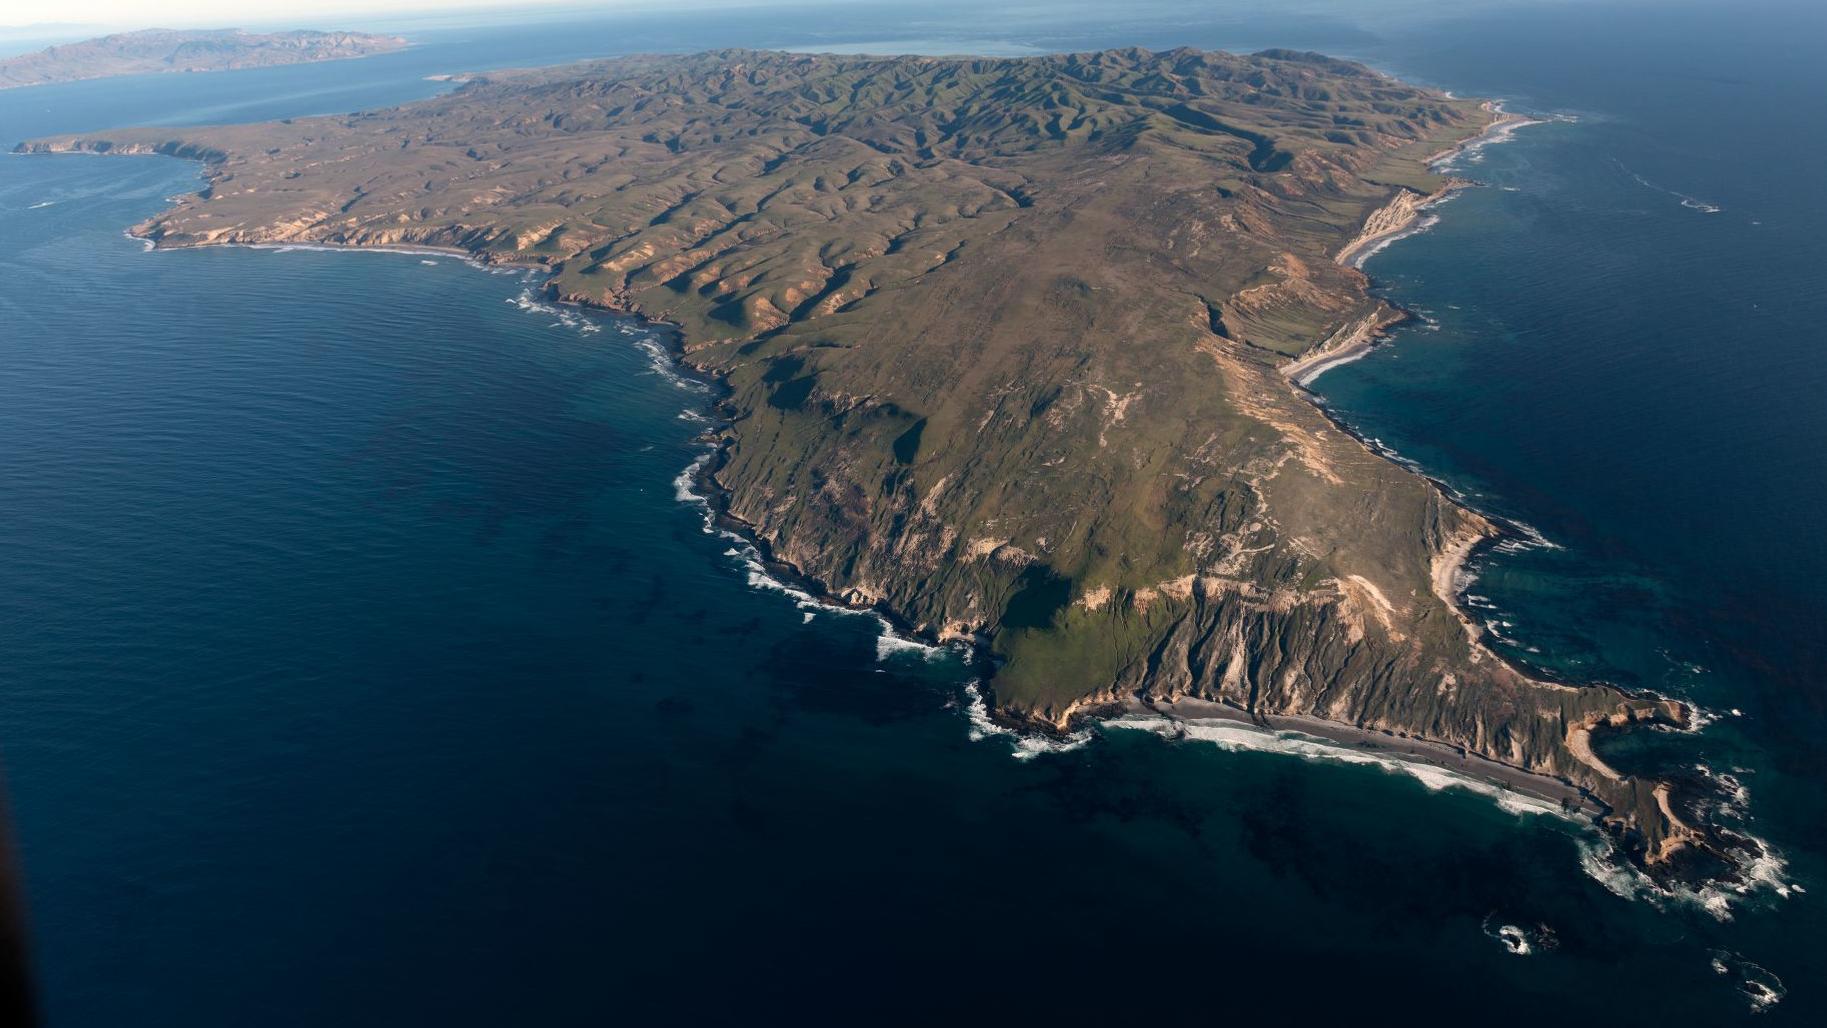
<box><xmin>1125</xmin><ymin>696</ymin><xmax>1608</xmax><ymax>817</ymax></box>
<box><xmin>1283</xmin><ymin>106</ymin><xmax>1536</xmax><ymax>387</ymax></box>
<box><xmin>1334</xmin><ymin>181</ymin><xmax>1462</xmax><ymax>269</ymax></box>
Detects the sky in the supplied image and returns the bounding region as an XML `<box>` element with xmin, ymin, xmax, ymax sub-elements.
<box><xmin>0</xmin><ymin>0</ymin><xmax>589</xmax><ymax>31</ymax></box>
<box><xmin>0</xmin><ymin>1</ymin><xmax>1704</xmax><ymax>43</ymax></box>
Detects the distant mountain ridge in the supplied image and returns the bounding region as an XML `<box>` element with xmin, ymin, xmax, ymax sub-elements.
<box><xmin>0</xmin><ymin>28</ymin><xmax>407</xmax><ymax>89</ymax></box>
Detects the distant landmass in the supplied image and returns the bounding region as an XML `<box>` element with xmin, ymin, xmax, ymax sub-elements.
<box><xmin>0</xmin><ymin>28</ymin><xmax>407</xmax><ymax>89</ymax></box>
<box><xmin>17</xmin><ymin>47</ymin><xmax>1758</xmax><ymax>885</ymax></box>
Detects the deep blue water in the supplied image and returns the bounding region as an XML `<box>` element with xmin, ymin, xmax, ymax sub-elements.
<box><xmin>1</xmin><ymin>2</ymin><xmax>1822</xmax><ymax>1023</ymax></box>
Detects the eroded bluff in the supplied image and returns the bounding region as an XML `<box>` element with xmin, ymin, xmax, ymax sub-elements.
<box><xmin>19</xmin><ymin>47</ymin><xmax>1700</xmax><ymax>861</ymax></box>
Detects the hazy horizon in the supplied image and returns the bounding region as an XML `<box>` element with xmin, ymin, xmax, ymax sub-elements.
<box><xmin>0</xmin><ymin>0</ymin><xmax>1718</xmax><ymax>35</ymax></box>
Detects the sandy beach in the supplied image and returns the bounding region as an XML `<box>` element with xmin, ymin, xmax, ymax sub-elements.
<box><xmin>1426</xmin><ymin>101</ymin><xmax>1544</xmax><ymax>168</ymax></box>
<box><xmin>1331</xmin><ymin>105</ymin><xmax>1543</xmax><ymax>271</ymax></box>
<box><xmin>1126</xmin><ymin>696</ymin><xmax>1607</xmax><ymax>818</ymax></box>
<box><xmin>1278</xmin><ymin>305</ymin><xmax>1408</xmax><ymax>387</ymax></box>
<box><xmin>1250</xmin><ymin>103</ymin><xmax>1614</xmax><ymax>823</ymax></box>
<box><xmin>1334</xmin><ymin>185</ymin><xmax>1451</xmax><ymax>269</ymax></box>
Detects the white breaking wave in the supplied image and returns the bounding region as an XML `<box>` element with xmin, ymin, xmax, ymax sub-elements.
<box><xmin>1108</xmin><ymin>715</ymin><xmax>1568</xmax><ymax>819</ymax></box>
<box><xmin>1706</xmin><ymin>844</ymin><xmax>1796</xmax><ymax>912</ymax></box>
<box><xmin>1494</xmin><ymin>925</ymin><xmax>1532</xmax><ymax>956</ymax></box>
<box><xmin>1352</xmin><ymin>433</ymin><xmax>1428</xmax><ymax>476</ymax></box>
<box><xmin>505</xmin><ymin>288</ymin><xmax>602</xmax><ymax>335</ymax></box>
<box><xmin>1346</xmin><ymin>211</ymin><xmax>1441</xmax><ymax>270</ymax></box>
<box><xmin>1482</xmin><ymin>917</ymin><xmax>1556</xmax><ymax>957</ymax></box>
<box><xmin>1576</xmin><ymin>837</ymin><xmax>1646</xmax><ymax>902</ymax></box>
<box><xmin>960</xmin><ymin>682</ymin><xmax>1005</xmax><ymax>742</ymax></box>
<box><xmin>1711</xmin><ymin>950</ymin><xmax>1786</xmax><ymax>1013</ymax></box>
<box><xmin>738</xmin><ymin>552</ymin><xmax>816</xmax><ymax>603</ymax></box>
<box><xmin>672</xmin><ymin>452</ymin><xmax>710</xmax><ymax>503</ymax></box>
<box><xmin>1681</xmin><ymin>705</ymin><xmax>1721</xmax><ymax>735</ymax></box>
<box><xmin>873</xmin><ymin>633</ymin><xmax>941</xmax><ymax>661</ymax></box>
<box><xmin>1576</xmin><ymin>827</ymin><xmax>1794</xmax><ymax>923</ymax></box>
<box><xmin>1694</xmin><ymin>762</ymin><xmax>1751</xmax><ymax>821</ymax></box>
<box><xmin>1492</xmin><ymin>518</ymin><xmax>1564</xmax><ymax>553</ymax></box>
<box><xmin>683</xmin><ymin>463</ymin><xmax>886</xmax><ymax>632</ymax></box>
<box><xmin>250</xmin><ymin>241</ymin><xmax>504</xmax><ymax>269</ymax></box>
<box><xmin>625</xmin><ymin>333</ymin><xmax>709</xmax><ymax>392</ymax></box>
<box><xmin>1616</xmin><ymin>161</ymin><xmax>1723</xmax><ymax>214</ymax></box>
<box><xmin>1009</xmin><ymin>731</ymin><xmax>1093</xmax><ymax>760</ymax></box>
<box><xmin>958</xmin><ymin>682</ymin><xmax>1092</xmax><ymax>760</ymax></box>
<box><xmin>873</xmin><ymin>615</ymin><xmax>949</xmax><ymax>662</ymax></box>
<box><xmin>1430</xmin><ymin>107</ymin><xmax>1549</xmax><ymax>172</ymax></box>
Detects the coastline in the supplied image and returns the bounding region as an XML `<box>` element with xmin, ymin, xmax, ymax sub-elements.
<box><xmin>1257</xmin><ymin>104</ymin><xmax>1791</xmax><ymax>895</ymax></box>
<box><xmin>1275</xmin><ymin>105</ymin><xmax>1547</xmax><ymax>654</ymax></box>
<box><xmin>1424</xmin><ymin>102</ymin><xmax>1543</xmax><ymax>169</ymax></box>
<box><xmin>1278</xmin><ymin>305</ymin><xmax>1411</xmax><ymax>387</ymax></box>
<box><xmin>35</xmin><ymin>93</ymin><xmax>1754</xmax><ymax>889</ymax></box>
<box><xmin>131</xmin><ymin>235</ymin><xmax>551</xmax><ymax>274</ymax></box>
<box><xmin>1121</xmin><ymin>696</ymin><xmax>1607</xmax><ymax>818</ymax></box>
<box><xmin>1250</xmin><ymin>103</ymin><xmax>1712</xmax><ymax>836</ymax></box>
<box><xmin>1333</xmin><ymin>181</ymin><xmax>1460</xmax><ymax>270</ymax></box>
<box><xmin>1292</xmin><ymin>104</ymin><xmax>1553</xmax><ymax>637</ymax></box>
<box><xmin>1283</xmin><ymin>106</ymin><xmax>1543</xmax><ymax>388</ymax></box>
<box><xmin>1281</xmin><ymin>103</ymin><xmax>1552</xmax><ymax>654</ymax></box>
<box><xmin>1336</xmin><ymin>104</ymin><xmax>1544</xmax><ymax>273</ymax></box>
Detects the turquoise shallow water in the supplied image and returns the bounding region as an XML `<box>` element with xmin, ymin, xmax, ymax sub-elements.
<box><xmin>0</xmin><ymin>2</ymin><xmax>1822</xmax><ymax>1022</ymax></box>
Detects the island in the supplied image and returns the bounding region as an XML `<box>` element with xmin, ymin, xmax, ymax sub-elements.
<box><xmin>0</xmin><ymin>28</ymin><xmax>407</xmax><ymax>89</ymax></box>
<box><xmin>15</xmin><ymin>47</ymin><xmax>1748</xmax><ymax>883</ymax></box>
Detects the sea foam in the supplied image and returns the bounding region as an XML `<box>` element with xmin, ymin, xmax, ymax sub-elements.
<box><xmin>1429</xmin><ymin>106</ymin><xmax>1550</xmax><ymax>172</ymax></box>
<box><xmin>1108</xmin><ymin>715</ymin><xmax>1569</xmax><ymax>818</ymax></box>
<box><xmin>1575</xmin><ymin>827</ymin><xmax>1794</xmax><ymax>924</ymax></box>
<box><xmin>958</xmin><ymin>682</ymin><xmax>1092</xmax><ymax>760</ymax></box>
<box><xmin>1344</xmin><ymin>211</ymin><xmax>1441</xmax><ymax>270</ymax></box>
<box><xmin>1711</xmin><ymin>950</ymin><xmax>1786</xmax><ymax>1013</ymax></box>
<box><xmin>1482</xmin><ymin>917</ymin><xmax>1556</xmax><ymax>957</ymax></box>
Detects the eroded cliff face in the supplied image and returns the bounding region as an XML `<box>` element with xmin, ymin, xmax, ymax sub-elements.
<box><xmin>17</xmin><ymin>47</ymin><xmax>1706</xmax><ymax>865</ymax></box>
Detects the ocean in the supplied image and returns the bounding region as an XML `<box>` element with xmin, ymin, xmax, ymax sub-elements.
<box><xmin>0</xmin><ymin>1</ymin><xmax>1820</xmax><ymax>1022</ymax></box>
